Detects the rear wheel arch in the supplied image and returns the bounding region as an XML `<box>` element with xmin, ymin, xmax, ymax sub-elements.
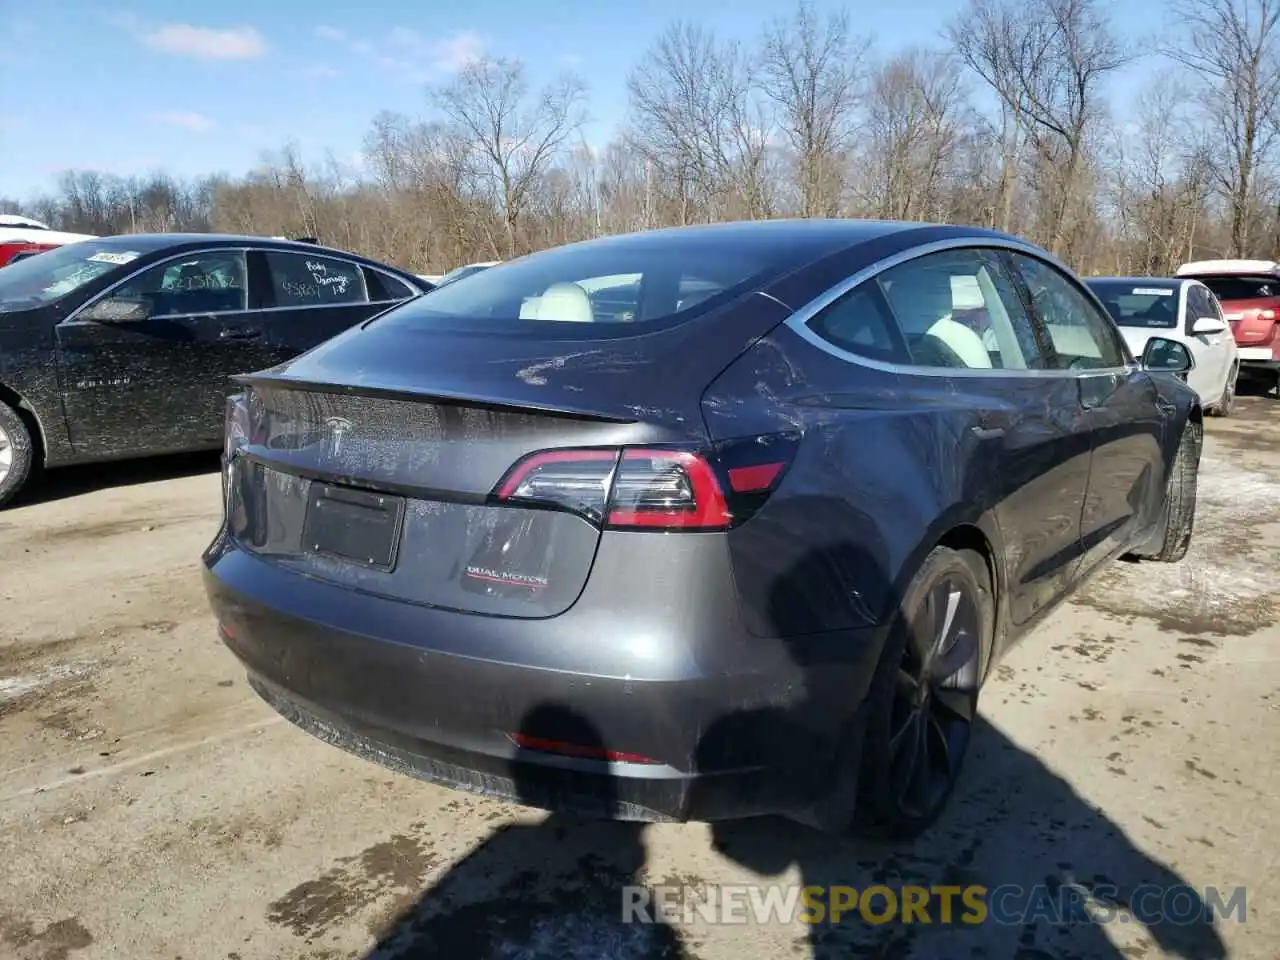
<box><xmin>935</xmin><ymin>523</ymin><xmax>1000</xmax><ymax>680</ymax></box>
<box><xmin>894</xmin><ymin>514</ymin><xmax>1002</xmax><ymax>680</ymax></box>
<box><xmin>0</xmin><ymin>382</ymin><xmax>46</xmax><ymax>468</ymax></box>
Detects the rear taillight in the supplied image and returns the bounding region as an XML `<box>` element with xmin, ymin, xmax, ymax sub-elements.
<box><xmin>1262</xmin><ymin>309</ymin><xmax>1277</xmax><ymax>321</ymax></box>
<box><xmin>493</xmin><ymin>434</ymin><xmax>798</xmax><ymax>531</ymax></box>
<box><xmin>224</xmin><ymin>392</ymin><xmax>250</xmax><ymax>461</ymax></box>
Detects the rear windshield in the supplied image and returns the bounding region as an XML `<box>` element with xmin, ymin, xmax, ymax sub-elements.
<box><xmin>1087</xmin><ymin>282</ymin><xmax>1179</xmax><ymax>328</ymax></box>
<box><xmin>378</xmin><ymin>237</ymin><xmax>775</xmax><ymax>335</ymax></box>
<box><xmin>1191</xmin><ymin>275</ymin><xmax>1280</xmax><ymax>301</ymax></box>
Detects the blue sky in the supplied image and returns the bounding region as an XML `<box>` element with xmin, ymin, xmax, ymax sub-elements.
<box><xmin>2</xmin><ymin>0</ymin><xmax>1167</xmax><ymax>200</ymax></box>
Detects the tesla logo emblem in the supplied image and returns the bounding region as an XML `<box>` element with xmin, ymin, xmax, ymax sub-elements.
<box><xmin>325</xmin><ymin>417</ymin><xmax>352</xmax><ymax>457</ymax></box>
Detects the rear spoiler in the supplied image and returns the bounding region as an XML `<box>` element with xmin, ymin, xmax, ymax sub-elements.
<box><xmin>229</xmin><ymin>373</ymin><xmax>636</xmax><ymax>423</ymax></box>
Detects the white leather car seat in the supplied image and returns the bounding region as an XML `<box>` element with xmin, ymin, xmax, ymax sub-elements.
<box><xmin>519</xmin><ymin>282</ymin><xmax>595</xmax><ymax>322</ymax></box>
<box><xmin>883</xmin><ymin>272</ymin><xmax>993</xmax><ymax>369</ymax></box>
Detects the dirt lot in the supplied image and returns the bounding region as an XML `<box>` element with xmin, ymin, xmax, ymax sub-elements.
<box><xmin>1</xmin><ymin>400</ymin><xmax>1277</xmax><ymax>960</ymax></box>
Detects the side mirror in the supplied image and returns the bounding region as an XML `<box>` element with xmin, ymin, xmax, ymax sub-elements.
<box><xmin>80</xmin><ymin>296</ymin><xmax>153</xmax><ymax>323</ymax></box>
<box><xmin>1190</xmin><ymin>316</ymin><xmax>1227</xmax><ymax>335</ymax></box>
<box><xmin>1141</xmin><ymin>336</ymin><xmax>1194</xmax><ymax>375</ymax></box>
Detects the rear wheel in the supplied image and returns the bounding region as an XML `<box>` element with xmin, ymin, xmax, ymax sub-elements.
<box><xmin>1132</xmin><ymin>418</ymin><xmax>1200</xmax><ymax>563</ymax></box>
<box><xmin>852</xmin><ymin>546</ymin><xmax>992</xmax><ymax>840</ymax></box>
<box><xmin>0</xmin><ymin>402</ymin><xmax>35</xmax><ymax>508</ymax></box>
<box><xmin>1209</xmin><ymin>364</ymin><xmax>1237</xmax><ymax>417</ymax></box>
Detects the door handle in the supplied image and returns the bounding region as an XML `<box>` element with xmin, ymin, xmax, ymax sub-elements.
<box><xmin>219</xmin><ymin>328</ymin><xmax>262</xmax><ymax>341</ymax></box>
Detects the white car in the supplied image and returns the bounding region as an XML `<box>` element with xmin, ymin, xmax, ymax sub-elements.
<box><xmin>1086</xmin><ymin>277</ymin><xmax>1239</xmax><ymax>415</ymax></box>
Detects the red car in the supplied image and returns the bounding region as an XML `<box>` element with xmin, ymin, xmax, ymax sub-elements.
<box><xmin>0</xmin><ymin>215</ymin><xmax>95</xmax><ymax>267</ymax></box>
<box><xmin>1177</xmin><ymin>259</ymin><xmax>1280</xmax><ymax>394</ymax></box>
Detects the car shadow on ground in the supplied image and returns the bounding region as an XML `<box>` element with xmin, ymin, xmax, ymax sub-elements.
<box><xmin>364</xmin><ymin>710</ymin><xmax>1227</xmax><ymax>959</ymax></box>
<box><xmin>361</xmin><ymin>541</ymin><xmax>1229</xmax><ymax>959</ymax></box>
<box><xmin>11</xmin><ymin>450</ymin><xmax>220</xmax><ymax>507</ymax></box>
<box><xmin>1234</xmin><ymin>376</ymin><xmax>1278</xmax><ymax>400</ymax></box>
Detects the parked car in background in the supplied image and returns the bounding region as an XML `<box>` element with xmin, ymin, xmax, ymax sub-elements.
<box><xmin>1086</xmin><ymin>276</ymin><xmax>1239</xmax><ymax>415</ymax></box>
<box><xmin>431</xmin><ymin>260</ymin><xmax>501</xmax><ymax>288</ymax></box>
<box><xmin>0</xmin><ymin>233</ymin><xmax>432</xmax><ymax>505</ymax></box>
<box><xmin>207</xmin><ymin>219</ymin><xmax>1202</xmax><ymax>840</ymax></box>
<box><xmin>0</xmin><ymin>215</ymin><xmax>96</xmax><ymax>267</ymax></box>
<box><xmin>1176</xmin><ymin>259</ymin><xmax>1280</xmax><ymax>394</ymax></box>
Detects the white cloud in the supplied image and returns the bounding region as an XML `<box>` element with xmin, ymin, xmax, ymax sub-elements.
<box><xmin>430</xmin><ymin>31</ymin><xmax>484</xmax><ymax>73</ymax></box>
<box><xmin>139</xmin><ymin>23</ymin><xmax>266</xmax><ymax>60</ymax></box>
<box><xmin>318</xmin><ymin>26</ymin><xmax>484</xmax><ymax>82</ymax></box>
<box><xmin>151</xmin><ymin>111</ymin><xmax>216</xmax><ymax>132</ymax></box>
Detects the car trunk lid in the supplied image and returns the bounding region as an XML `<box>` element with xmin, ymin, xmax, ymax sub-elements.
<box><xmin>224</xmin><ymin>293</ymin><xmax>792</xmax><ymax>619</ymax></box>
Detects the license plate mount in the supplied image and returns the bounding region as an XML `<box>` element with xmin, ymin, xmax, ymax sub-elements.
<box><xmin>302</xmin><ymin>483</ymin><xmax>405</xmax><ymax>572</ymax></box>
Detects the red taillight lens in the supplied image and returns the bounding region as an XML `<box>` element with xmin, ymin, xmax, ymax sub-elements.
<box><xmin>508</xmin><ymin>732</ymin><xmax>660</xmax><ymax>765</ymax></box>
<box><xmin>606</xmin><ymin>449</ymin><xmax>731</xmax><ymax>529</ymax></box>
<box><xmin>1262</xmin><ymin>309</ymin><xmax>1276</xmax><ymax>321</ymax></box>
<box><xmin>493</xmin><ymin>435</ymin><xmax>796</xmax><ymax>531</ymax></box>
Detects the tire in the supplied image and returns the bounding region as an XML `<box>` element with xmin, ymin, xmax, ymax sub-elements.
<box><xmin>0</xmin><ymin>402</ymin><xmax>36</xmax><ymax>508</ymax></box>
<box><xmin>851</xmin><ymin>546</ymin><xmax>993</xmax><ymax>840</ymax></box>
<box><xmin>1132</xmin><ymin>418</ymin><xmax>1200</xmax><ymax>563</ymax></box>
<box><xmin>1209</xmin><ymin>364</ymin><xmax>1237</xmax><ymax>417</ymax></box>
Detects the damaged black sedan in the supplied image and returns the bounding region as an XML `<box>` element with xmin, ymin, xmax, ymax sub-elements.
<box><xmin>205</xmin><ymin>220</ymin><xmax>1201</xmax><ymax>838</ymax></box>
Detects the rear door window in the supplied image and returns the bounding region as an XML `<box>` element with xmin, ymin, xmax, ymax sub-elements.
<box><xmin>265</xmin><ymin>252</ymin><xmax>368</xmax><ymax>308</ymax></box>
<box><xmin>875</xmin><ymin>247</ymin><xmax>1051</xmax><ymax>370</ymax></box>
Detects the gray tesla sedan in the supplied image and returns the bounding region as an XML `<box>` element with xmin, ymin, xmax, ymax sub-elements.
<box><xmin>204</xmin><ymin>219</ymin><xmax>1201</xmax><ymax>838</ymax></box>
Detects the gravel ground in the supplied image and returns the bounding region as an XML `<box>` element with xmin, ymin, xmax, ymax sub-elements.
<box><xmin>0</xmin><ymin>397</ymin><xmax>1276</xmax><ymax>960</ymax></box>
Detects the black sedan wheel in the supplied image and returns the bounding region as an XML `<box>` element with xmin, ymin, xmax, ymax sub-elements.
<box><xmin>854</xmin><ymin>545</ymin><xmax>992</xmax><ymax>840</ymax></box>
<box><xmin>0</xmin><ymin>402</ymin><xmax>35</xmax><ymax>508</ymax></box>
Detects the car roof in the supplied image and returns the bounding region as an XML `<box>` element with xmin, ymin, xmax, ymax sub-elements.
<box><xmin>525</xmin><ymin>219</ymin><xmax>1014</xmax><ymax>272</ymax></box>
<box><xmin>1176</xmin><ymin>259</ymin><xmax>1280</xmax><ymax>276</ymax></box>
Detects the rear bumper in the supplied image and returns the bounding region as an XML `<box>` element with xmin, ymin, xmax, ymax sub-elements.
<box><xmin>202</xmin><ymin>535</ymin><xmax>887</xmax><ymax>823</ymax></box>
<box><xmin>1235</xmin><ymin>345</ymin><xmax>1278</xmax><ymax>364</ymax></box>
<box><xmin>1236</xmin><ymin>355</ymin><xmax>1280</xmax><ymax>375</ymax></box>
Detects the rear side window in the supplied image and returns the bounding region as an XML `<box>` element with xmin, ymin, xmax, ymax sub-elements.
<box><xmin>1194</xmin><ymin>275</ymin><xmax>1280</xmax><ymax>301</ymax></box>
<box><xmin>385</xmin><ymin>239</ymin><xmax>773</xmax><ymax>333</ymax></box>
<box><xmin>808</xmin><ymin>284</ymin><xmax>909</xmax><ymax>364</ymax></box>
<box><xmin>265</xmin><ymin>251</ymin><xmax>368</xmax><ymax>307</ymax></box>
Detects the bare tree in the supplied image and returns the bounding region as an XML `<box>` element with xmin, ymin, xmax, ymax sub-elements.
<box><xmin>863</xmin><ymin>48</ymin><xmax>966</xmax><ymax>221</ymax></box>
<box><xmin>1163</xmin><ymin>0</ymin><xmax>1280</xmax><ymax>255</ymax></box>
<box><xmin>432</xmin><ymin>56</ymin><xmax>587</xmax><ymax>258</ymax></box>
<box><xmin>949</xmin><ymin>0</ymin><xmax>1130</xmax><ymax>254</ymax></box>
<box><xmin>626</xmin><ymin>22</ymin><xmax>762</xmax><ymax>223</ymax></box>
<box><xmin>758</xmin><ymin>2</ymin><xmax>868</xmax><ymax>216</ymax></box>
